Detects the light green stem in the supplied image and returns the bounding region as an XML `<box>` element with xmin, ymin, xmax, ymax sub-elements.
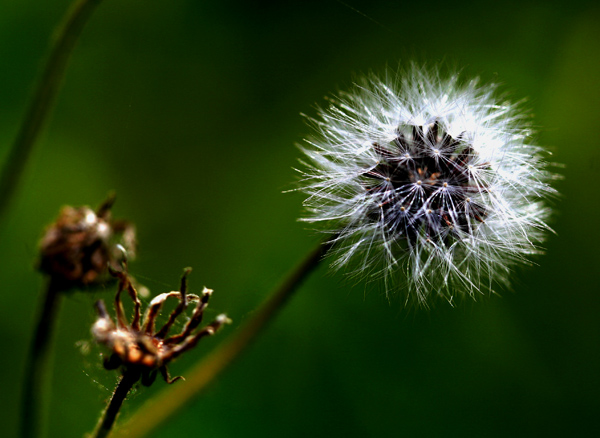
<box><xmin>0</xmin><ymin>0</ymin><xmax>104</xmax><ymax>224</ymax></box>
<box><xmin>111</xmin><ymin>240</ymin><xmax>332</xmax><ymax>438</ymax></box>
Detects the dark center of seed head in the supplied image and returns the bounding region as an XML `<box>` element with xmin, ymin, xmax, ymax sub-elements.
<box><xmin>362</xmin><ymin>121</ymin><xmax>488</xmax><ymax>245</ymax></box>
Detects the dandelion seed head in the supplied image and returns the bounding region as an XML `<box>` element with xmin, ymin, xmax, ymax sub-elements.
<box><xmin>298</xmin><ymin>65</ymin><xmax>557</xmax><ymax>305</ymax></box>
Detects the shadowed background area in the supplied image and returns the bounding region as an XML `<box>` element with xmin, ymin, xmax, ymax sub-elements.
<box><xmin>1</xmin><ymin>0</ymin><xmax>599</xmax><ymax>436</ymax></box>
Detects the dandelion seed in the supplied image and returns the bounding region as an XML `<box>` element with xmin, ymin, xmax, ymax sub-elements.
<box><xmin>298</xmin><ymin>65</ymin><xmax>557</xmax><ymax>305</ymax></box>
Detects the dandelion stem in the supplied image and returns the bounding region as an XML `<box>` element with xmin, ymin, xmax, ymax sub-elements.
<box><xmin>91</xmin><ymin>370</ymin><xmax>140</xmax><ymax>438</ymax></box>
<box><xmin>112</xmin><ymin>238</ymin><xmax>333</xmax><ymax>438</ymax></box>
<box><xmin>20</xmin><ymin>279</ymin><xmax>63</xmax><ymax>438</ymax></box>
<box><xmin>0</xmin><ymin>0</ymin><xmax>104</xmax><ymax>224</ymax></box>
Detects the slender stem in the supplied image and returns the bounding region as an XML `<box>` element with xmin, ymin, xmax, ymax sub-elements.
<box><xmin>0</xmin><ymin>0</ymin><xmax>104</xmax><ymax>224</ymax></box>
<box><xmin>91</xmin><ymin>371</ymin><xmax>141</xmax><ymax>438</ymax></box>
<box><xmin>20</xmin><ymin>280</ymin><xmax>64</xmax><ymax>438</ymax></box>
<box><xmin>112</xmin><ymin>239</ymin><xmax>333</xmax><ymax>438</ymax></box>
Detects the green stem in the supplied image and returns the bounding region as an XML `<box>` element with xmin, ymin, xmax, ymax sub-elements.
<box><xmin>0</xmin><ymin>0</ymin><xmax>104</xmax><ymax>224</ymax></box>
<box><xmin>112</xmin><ymin>239</ymin><xmax>333</xmax><ymax>438</ymax></box>
<box><xmin>20</xmin><ymin>280</ymin><xmax>64</xmax><ymax>438</ymax></box>
<box><xmin>90</xmin><ymin>371</ymin><xmax>140</xmax><ymax>438</ymax></box>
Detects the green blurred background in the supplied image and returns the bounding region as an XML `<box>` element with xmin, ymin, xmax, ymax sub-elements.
<box><xmin>2</xmin><ymin>0</ymin><xmax>599</xmax><ymax>436</ymax></box>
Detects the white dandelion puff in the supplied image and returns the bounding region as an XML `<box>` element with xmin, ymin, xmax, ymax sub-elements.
<box><xmin>298</xmin><ymin>66</ymin><xmax>557</xmax><ymax>305</ymax></box>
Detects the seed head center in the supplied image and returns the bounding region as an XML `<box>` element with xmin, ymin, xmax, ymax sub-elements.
<box><xmin>362</xmin><ymin>121</ymin><xmax>487</xmax><ymax>244</ymax></box>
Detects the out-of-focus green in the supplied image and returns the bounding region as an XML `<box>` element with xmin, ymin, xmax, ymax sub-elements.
<box><xmin>1</xmin><ymin>1</ymin><xmax>599</xmax><ymax>437</ymax></box>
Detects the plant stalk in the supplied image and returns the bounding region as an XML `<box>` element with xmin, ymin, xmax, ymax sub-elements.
<box><xmin>0</xmin><ymin>0</ymin><xmax>104</xmax><ymax>224</ymax></box>
<box><xmin>112</xmin><ymin>239</ymin><xmax>333</xmax><ymax>438</ymax></box>
<box><xmin>90</xmin><ymin>371</ymin><xmax>140</xmax><ymax>438</ymax></box>
<box><xmin>20</xmin><ymin>279</ymin><xmax>64</xmax><ymax>438</ymax></box>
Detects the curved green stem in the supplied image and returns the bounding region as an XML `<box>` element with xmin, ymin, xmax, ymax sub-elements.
<box><xmin>0</xmin><ymin>0</ymin><xmax>104</xmax><ymax>224</ymax></box>
<box><xmin>20</xmin><ymin>280</ymin><xmax>64</xmax><ymax>438</ymax></box>
<box><xmin>112</xmin><ymin>239</ymin><xmax>333</xmax><ymax>438</ymax></box>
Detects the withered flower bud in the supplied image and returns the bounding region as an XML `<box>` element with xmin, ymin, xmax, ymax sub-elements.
<box><xmin>38</xmin><ymin>194</ymin><xmax>136</xmax><ymax>291</ymax></box>
<box><xmin>92</xmin><ymin>267</ymin><xmax>230</xmax><ymax>386</ymax></box>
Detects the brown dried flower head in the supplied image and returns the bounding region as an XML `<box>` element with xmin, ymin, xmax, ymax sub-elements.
<box><xmin>92</xmin><ymin>267</ymin><xmax>230</xmax><ymax>386</ymax></box>
<box><xmin>38</xmin><ymin>194</ymin><xmax>136</xmax><ymax>290</ymax></box>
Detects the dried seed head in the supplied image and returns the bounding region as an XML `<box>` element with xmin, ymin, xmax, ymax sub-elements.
<box><xmin>38</xmin><ymin>194</ymin><xmax>136</xmax><ymax>291</ymax></box>
<box><xmin>92</xmin><ymin>267</ymin><xmax>230</xmax><ymax>385</ymax></box>
<box><xmin>298</xmin><ymin>66</ymin><xmax>558</xmax><ymax>305</ymax></box>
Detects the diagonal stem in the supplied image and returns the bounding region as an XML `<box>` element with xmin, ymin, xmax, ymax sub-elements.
<box><xmin>111</xmin><ymin>238</ymin><xmax>333</xmax><ymax>438</ymax></box>
<box><xmin>0</xmin><ymin>0</ymin><xmax>104</xmax><ymax>224</ymax></box>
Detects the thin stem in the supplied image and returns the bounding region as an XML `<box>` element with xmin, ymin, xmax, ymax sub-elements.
<box><xmin>20</xmin><ymin>279</ymin><xmax>64</xmax><ymax>438</ymax></box>
<box><xmin>112</xmin><ymin>238</ymin><xmax>333</xmax><ymax>438</ymax></box>
<box><xmin>0</xmin><ymin>0</ymin><xmax>104</xmax><ymax>224</ymax></box>
<box><xmin>91</xmin><ymin>370</ymin><xmax>141</xmax><ymax>438</ymax></box>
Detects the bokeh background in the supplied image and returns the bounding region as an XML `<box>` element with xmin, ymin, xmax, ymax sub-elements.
<box><xmin>2</xmin><ymin>0</ymin><xmax>600</xmax><ymax>436</ymax></box>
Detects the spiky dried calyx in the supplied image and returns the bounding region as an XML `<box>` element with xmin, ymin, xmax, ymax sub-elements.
<box><xmin>92</xmin><ymin>267</ymin><xmax>230</xmax><ymax>386</ymax></box>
